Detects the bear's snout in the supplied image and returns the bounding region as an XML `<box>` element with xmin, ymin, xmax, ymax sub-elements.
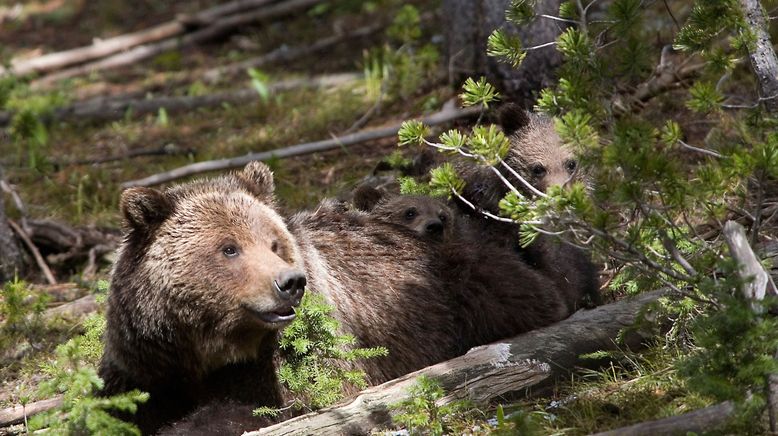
<box><xmin>424</xmin><ymin>220</ymin><xmax>444</xmax><ymax>237</ymax></box>
<box><xmin>274</xmin><ymin>269</ymin><xmax>306</xmax><ymax>305</ymax></box>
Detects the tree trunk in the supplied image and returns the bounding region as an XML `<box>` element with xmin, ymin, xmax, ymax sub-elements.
<box><xmin>443</xmin><ymin>0</ymin><xmax>565</xmax><ymax>107</ymax></box>
<box><xmin>246</xmin><ymin>289</ymin><xmax>666</xmax><ymax>435</ymax></box>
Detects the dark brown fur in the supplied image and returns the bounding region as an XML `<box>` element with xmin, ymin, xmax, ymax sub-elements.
<box><xmin>455</xmin><ymin>104</ymin><xmax>601</xmax><ymax>312</ymax></box>
<box><xmin>352</xmin><ymin>186</ymin><xmax>455</xmax><ymax>242</ymax></box>
<box><xmin>101</xmin><ymin>162</ymin><xmax>573</xmax><ymax>434</ymax></box>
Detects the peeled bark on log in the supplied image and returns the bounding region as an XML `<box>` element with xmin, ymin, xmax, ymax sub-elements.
<box><xmin>443</xmin><ymin>0</ymin><xmax>565</xmax><ymax>107</ymax></box>
<box><xmin>591</xmin><ymin>401</ymin><xmax>735</xmax><ymax>436</ymax></box>
<box><xmin>247</xmin><ymin>289</ymin><xmax>665</xmax><ymax>436</ymax></box>
<box><xmin>35</xmin><ymin>0</ymin><xmax>326</xmax><ymax>86</ymax></box>
<box><xmin>121</xmin><ymin>102</ymin><xmax>482</xmax><ymax>188</ymax></box>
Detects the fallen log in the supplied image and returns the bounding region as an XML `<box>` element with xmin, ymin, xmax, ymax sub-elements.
<box><xmin>0</xmin><ymin>396</ymin><xmax>62</xmax><ymax>428</ymax></box>
<box><xmin>121</xmin><ymin>102</ymin><xmax>481</xmax><ymax>188</ymax></box>
<box><xmin>53</xmin><ymin>72</ymin><xmax>358</xmax><ymax>123</ymax></box>
<box><xmin>591</xmin><ymin>401</ymin><xmax>735</xmax><ymax>436</ymax></box>
<box><xmin>202</xmin><ymin>21</ymin><xmax>385</xmax><ymax>83</ymax></box>
<box><xmin>1</xmin><ymin>72</ymin><xmax>358</xmax><ymax>126</ymax></box>
<box><xmin>35</xmin><ymin>0</ymin><xmax>326</xmax><ymax>86</ymax></box>
<box><xmin>246</xmin><ymin>289</ymin><xmax>666</xmax><ymax>435</ymax></box>
<box><xmin>2</xmin><ymin>0</ymin><xmax>278</xmax><ymax>77</ymax></box>
<box><xmin>43</xmin><ymin>294</ymin><xmax>99</xmax><ymax>322</ymax></box>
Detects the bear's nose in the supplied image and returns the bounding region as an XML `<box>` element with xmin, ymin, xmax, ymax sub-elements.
<box><xmin>425</xmin><ymin>220</ymin><xmax>443</xmax><ymax>235</ymax></box>
<box><xmin>275</xmin><ymin>270</ymin><xmax>306</xmax><ymax>305</ymax></box>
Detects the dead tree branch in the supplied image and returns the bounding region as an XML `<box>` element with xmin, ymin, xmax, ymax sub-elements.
<box><xmin>0</xmin><ymin>396</ymin><xmax>62</xmax><ymax>428</ymax></box>
<box><xmin>723</xmin><ymin>220</ymin><xmax>778</xmax><ymax>432</ymax></box>
<box><xmin>247</xmin><ymin>290</ymin><xmax>666</xmax><ymax>435</ymax></box>
<box><xmin>7</xmin><ymin>219</ymin><xmax>56</xmax><ymax>285</ymax></box>
<box><xmin>1</xmin><ymin>0</ymin><xmax>278</xmax><ymax>77</ymax></box>
<box><xmin>121</xmin><ymin>103</ymin><xmax>481</xmax><ymax>188</ymax></box>
<box><xmin>738</xmin><ymin>0</ymin><xmax>778</xmax><ymax>113</ymax></box>
<box><xmin>612</xmin><ymin>46</ymin><xmax>704</xmax><ymax>114</ymax></box>
<box><xmin>1</xmin><ymin>73</ymin><xmax>359</xmax><ymax>126</ymax></box>
<box><xmin>34</xmin><ymin>0</ymin><xmax>327</xmax><ymax>86</ymax></box>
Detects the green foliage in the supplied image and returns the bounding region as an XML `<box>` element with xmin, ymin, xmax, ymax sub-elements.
<box><xmin>429</xmin><ymin>163</ymin><xmax>465</xmax><ymax>198</ymax></box>
<box><xmin>398</xmin><ymin>120</ymin><xmax>429</xmax><ymax>146</ymax></box>
<box><xmin>679</xmin><ymin>285</ymin><xmax>778</xmax><ymax>428</ymax></box>
<box><xmin>387</xmin><ymin>4</ymin><xmax>421</xmax><ymax>44</ymax></box>
<box><xmin>394</xmin><ymin>0</ymin><xmax>778</xmax><ymax>429</ymax></box>
<box><xmin>505</xmin><ymin>0</ymin><xmax>536</xmax><ymax>24</ymax></box>
<box><xmin>257</xmin><ymin>293</ymin><xmax>387</xmax><ymax>415</ymax></box>
<box><xmin>364</xmin><ymin>5</ymin><xmax>440</xmax><ymax>101</ymax></box>
<box><xmin>487</xmin><ymin>29</ymin><xmax>526</xmax><ymax>67</ymax></box>
<box><xmin>686</xmin><ymin>81</ymin><xmax>724</xmax><ymax>113</ymax></box>
<box><xmin>0</xmin><ymin>278</ymin><xmax>49</xmax><ymax>352</ymax></box>
<box><xmin>30</xmin><ymin>313</ymin><xmax>148</xmax><ymax>435</ymax></box>
<box><xmin>399</xmin><ymin>176</ymin><xmax>431</xmax><ymax>195</ymax></box>
<box><xmin>390</xmin><ymin>375</ymin><xmax>475</xmax><ymax>436</ymax></box>
<box><xmin>248</xmin><ymin>68</ymin><xmax>271</xmax><ymax>103</ymax></box>
<box><xmin>3</xmin><ymin>79</ymin><xmax>68</xmax><ymax>170</ymax></box>
<box><xmin>459</xmin><ymin>77</ymin><xmax>500</xmax><ymax>108</ymax></box>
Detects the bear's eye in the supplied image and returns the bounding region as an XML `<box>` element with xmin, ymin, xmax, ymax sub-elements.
<box><xmin>439</xmin><ymin>214</ymin><xmax>447</xmax><ymax>222</ymax></box>
<box><xmin>270</xmin><ymin>240</ymin><xmax>279</xmax><ymax>253</ymax></box>
<box><xmin>404</xmin><ymin>208</ymin><xmax>417</xmax><ymax>220</ymax></box>
<box><xmin>565</xmin><ymin>159</ymin><xmax>577</xmax><ymax>173</ymax></box>
<box><xmin>531</xmin><ymin>164</ymin><xmax>547</xmax><ymax>177</ymax></box>
<box><xmin>222</xmin><ymin>246</ymin><xmax>239</xmax><ymax>258</ymax></box>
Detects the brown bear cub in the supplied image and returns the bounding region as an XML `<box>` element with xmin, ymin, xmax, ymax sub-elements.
<box><xmin>101</xmin><ymin>162</ymin><xmax>573</xmax><ymax>434</ymax></box>
<box><xmin>455</xmin><ymin>104</ymin><xmax>601</xmax><ymax>312</ymax></box>
<box><xmin>352</xmin><ymin>185</ymin><xmax>455</xmax><ymax>241</ymax></box>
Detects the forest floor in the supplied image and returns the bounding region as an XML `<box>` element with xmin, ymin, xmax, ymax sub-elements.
<box><xmin>0</xmin><ymin>0</ymin><xmax>729</xmax><ymax>434</ymax></box>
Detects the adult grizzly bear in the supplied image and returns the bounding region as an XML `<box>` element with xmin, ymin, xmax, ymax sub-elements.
<box><xmin>100</xmin><ymin>162</ymin><xmax>569</xmax><ymax>434</ymax></box>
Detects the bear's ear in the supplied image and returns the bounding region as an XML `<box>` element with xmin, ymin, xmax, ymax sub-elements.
<box><xmin>239</xmin><ymin>161</ymin><xmax>275</xmax><ymax>202</ymax></box>
<box><xmin>352</xmin><ymin>185</ymin><xmax>384</xmax><ymax>212</ymax></box>
<box><xmin>498</xmin><ymin>103</ymin><xmax>531</xmax><ymax>136</ymax></box>
<box><xmin>120</xmin><ymin>187</ymin><xmax>172</xmax><ymax>232</ymax></box>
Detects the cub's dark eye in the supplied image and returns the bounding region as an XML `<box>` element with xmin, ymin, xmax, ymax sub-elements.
<box><xmin>531</xmin><ymin>164</ymin><xmax>547</xmax><ymax>177</ymax></box>
<box><xmin>270</xmin><ymin>240</ymin><xmax>279</xmax><ymax>253</ymax></box>
<box><xmin>565</xmin><ymin>159</ymin><xmax>577</xmax><ymax>173</ymax></box>
<box><xmin>439</xmin><ymin>214</ymin><xmax>447</xmax><ymax>222</ymax></box>
<box><xmin>222</xmin><ymin>246</ymin><xmax>239</xmax><ymax>258</ymax></box>
<box><xmin>405</xmin><ymin>208</ymin><xmax>417</xmax><ymax>220</ymax></box>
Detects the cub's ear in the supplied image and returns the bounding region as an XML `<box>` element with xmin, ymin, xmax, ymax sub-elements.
<box><xmin>498</xmin><ymin>103</ymin><xmax>531</xmax><ymax>136</ymax></box>
<box><xmin>120</xmin><ymin>187</ymin><xmax>171</xmax><ymax>231</ymax></box>
<box><xmin>239</xmin><ymin>161</ymin><xmax>275</xmax><ymax>202</ymax></box>
<box><xmin>352</xmin><ymin>185</ymin><xmax>384</xmax><ymax>212</ymax></box>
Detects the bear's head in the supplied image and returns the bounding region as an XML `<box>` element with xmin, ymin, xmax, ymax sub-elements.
<box><xmin>109</xmin><ymin>162</ymin><xmax>306</xmax><ymax>375</ymax></box>
<box><xmin>499</xmin><ymin>103</ymin><xmax>580</xmax><ymax>194</ymax></box>
<box><xmin>353</xmin><ymin>186</ymin><xmax>454</xmax><ymax>241</ymax></box>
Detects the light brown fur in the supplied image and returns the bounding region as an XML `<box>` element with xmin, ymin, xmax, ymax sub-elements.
<box><xmin>102</xmin><ymin>162</ymin><xmax>575</xmax><ymax>434</ymax></box>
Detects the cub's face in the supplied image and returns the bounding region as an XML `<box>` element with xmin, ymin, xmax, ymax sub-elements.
<box><xmin>371</xmin><ymin>196</ymin><xmax>454</xmax><ymax>241</ymax></box>
<box><xmin>499</xmin><ymin>103</ymin><xmax>580</xmax><ymax>194</ymax></box>
<box><xmin>118</xmin><ymin>163</ymin><xmax>306</xmax><ymax>341</ymax></box>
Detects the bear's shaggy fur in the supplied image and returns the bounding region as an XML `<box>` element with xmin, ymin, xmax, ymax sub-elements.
<box><xmin>101</xmin><ymin>162</ymin><xmax>571</xmax><ymax>434</ymax></box>
<box><xmin>352</xmin><ymin>186</ymin><xmax>455</xmax><ymax>241</ymax></box>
